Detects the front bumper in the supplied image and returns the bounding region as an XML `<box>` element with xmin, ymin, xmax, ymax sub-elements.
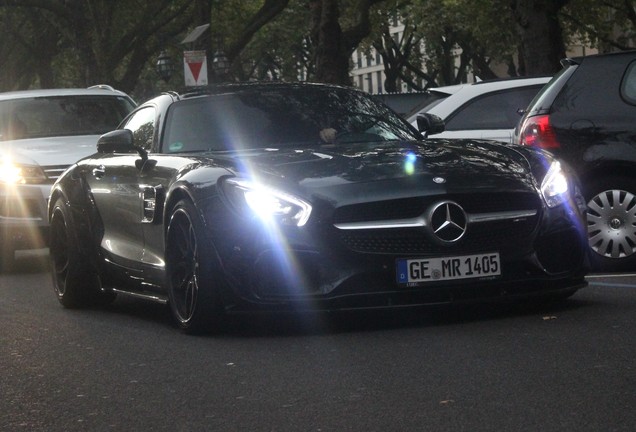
<box><xmin>213</xmin><ymin>216</ymin><xmax>589</xmax><ymax>312</ymax></box>
<box><xmin>0</xmin><ymin>183</ymin><xmax>52</xmax><ymax>252</ymax></box>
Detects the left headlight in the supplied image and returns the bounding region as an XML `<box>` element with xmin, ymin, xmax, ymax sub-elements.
<box><xmin>540</xmin><ymin>161</ymin><xmax>569</xmax><ymax>208</ymax></box>
<box><xmin>0</xmin><ymin>158</ymin><xmax>46</xmax><ymax>184</ymax></box>
<box><xmin>223</xmin><ymin>178</ymin><xmax>312</xmax><ymax>227</ymax></box>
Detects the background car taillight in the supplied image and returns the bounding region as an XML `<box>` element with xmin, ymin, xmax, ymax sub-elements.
<box><xmin>519</xmin><ymin>115</ymin><xmax>560</xmax><ymax>149</ymax></box>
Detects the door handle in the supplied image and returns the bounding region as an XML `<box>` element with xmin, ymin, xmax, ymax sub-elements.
<box><xmin>92</xmin><ymin>165</ymin><xmax>106</xmax><ymax>178</ymax></box>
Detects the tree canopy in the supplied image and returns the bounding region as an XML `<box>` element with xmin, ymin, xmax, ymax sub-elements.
<box><xmin>0</xmin><ymin>0</ymin><xmax>634</xmax><ymax>100</ymax></box>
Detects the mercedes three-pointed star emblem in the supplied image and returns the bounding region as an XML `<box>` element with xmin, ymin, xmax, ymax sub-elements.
<box><xmin>428</xmin><ymin>201</ymin><xmax>467</xmax><ymax>243</ymax></box>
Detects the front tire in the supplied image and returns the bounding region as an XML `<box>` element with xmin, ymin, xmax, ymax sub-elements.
<box><xmin>166</xmin><ymin>199</ymin><xmax>224</xmax><ymax>334</ymax></box>
<box><xmin>49</xmin><ymin>197</ymin><xmax>115</xmax><ymax>308</ymax></box>
<box><xmin>585</xmin><ymin>176</ymin><xmax>636</xmax><ymax>272</ymax></box>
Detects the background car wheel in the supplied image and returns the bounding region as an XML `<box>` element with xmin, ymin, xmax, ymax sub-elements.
<box><xmin>49</xmin><ymin>197</ymin><xmax>115</xmax><ymax>308</ymax></box>
<box><xmin>166</xmin><ymin>199</ymin><xmax>224</xmax><ymax>334</ymax></box>
<box><xmin>584</xmin><ymin>176</ymin><xmax>636</xmax><ymax>272</ymax></box>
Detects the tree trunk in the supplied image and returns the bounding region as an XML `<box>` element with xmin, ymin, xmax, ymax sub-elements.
<box><xmin>310</xmin><ymin>0</ymin><xmax>351</xmax><ymax>85</ymax></box>
<box><xmin>510</xmin><ymin>0</ymin><xmax>569</xmax><ymax>75</ymax></box>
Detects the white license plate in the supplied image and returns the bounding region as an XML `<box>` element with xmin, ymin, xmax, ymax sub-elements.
<box><xmin>397</xmin><ymin>253</ymin><xmax>501</xmax><ymax>284</ymax></box>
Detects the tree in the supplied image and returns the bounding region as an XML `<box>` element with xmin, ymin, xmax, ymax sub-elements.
<box><xmin>366</xmin><ymin>2</ymin><xmax>438</xmax><ymax>92</ymax></box>
<box><xmin>510</xmin><ymin>0</ymin><xmax>570</xmax><ymax>75</ymax></box>
<box><xmin>0</xmin><ymin>0</ymin><xmax>197</xmax><ymax>94</ymax></box>
<box><xmin>309</xmin><ymin>0</ymin><xmax>388</xmax><ymax>85</ymax></box>
<box><xmin>0</xmin><ymin>0</ymin><xmax>291</xmax><ymax>95</ymax></box>
<box><xmin>212</xmin><ymin>0</ymin><xmax>298</xmax><ymax>82</ymax></box>
<box><xmin>561</xmin><ymin>0</ymin><xmax>636</xmax><ymax>52</ymax></box>
<box><xmin>0</xmin><ymin>7</ymin><xmax>60</xmax><ymax>89</ymax></box>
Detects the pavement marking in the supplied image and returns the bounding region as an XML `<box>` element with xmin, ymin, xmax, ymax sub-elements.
<box><xmin>586</xmin><ymin>273</ymin><xmax>636</xmax><ymax>288</ymax></box>
<box><xmin>587</xmin><ymin>273</ymin><xmax>636</xmax><ymax>278</ymax></box>
<box><xmin>586</xmin><ymin>282</ymin><xmax>636</xmax><ymax>288</ymax></box>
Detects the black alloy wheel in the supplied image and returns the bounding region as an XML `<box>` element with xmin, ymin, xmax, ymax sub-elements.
<box><xmin>49</xmin><ymin>197</ymin><xmax>114</xmax><ymax>308</ymax></box>
<box><xmin>166</xmin><ymin>199</ymin><xmax>224</xmax><ymax>334</ymax></box>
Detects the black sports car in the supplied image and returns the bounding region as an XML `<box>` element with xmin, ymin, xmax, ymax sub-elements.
<box><xmin>48</xmin><ymin>82</ymin><xmax>589</xmax><ymax>333</ymax></box>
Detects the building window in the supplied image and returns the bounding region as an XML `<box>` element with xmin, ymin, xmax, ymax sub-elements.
<box><xmin>376</xmin><ymin>71</ymin><xmax>383</xmax><ymax>94</ymax></box>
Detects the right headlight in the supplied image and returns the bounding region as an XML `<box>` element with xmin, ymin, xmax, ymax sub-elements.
<box><xmin>540</xmin><ymin>161</ymin><xmax>569</xmax><ymax>208</ymax></box>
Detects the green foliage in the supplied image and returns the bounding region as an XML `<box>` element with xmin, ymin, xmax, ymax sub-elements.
<box><xmin>0</xmin><ymin>0</ymin><xmax>634</xmax><ymax>96</ymax></box>
<box><xmin>223</xmin><ymin>0</ymin><xmax>312</xmax><ymax>81</ymax></box>
<box><xmin>562</xmin><ymin>0</ymin><xmax>636</xmax><ymax>52</ymax></box>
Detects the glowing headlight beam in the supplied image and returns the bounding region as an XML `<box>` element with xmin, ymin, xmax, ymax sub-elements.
<box><xmin>541</xmin><ymin>161</ymin><xmax>569</xmax><ymax>208</ymax></box>
<box><xmin>0</xmin><ymin>159</ymin><xmax>25</xmax><ymax>184</ymax></box>
<box><xmin>226</xmin><ymin>178</ymin><xmax>312</xmax><ymax>227</ymax></box>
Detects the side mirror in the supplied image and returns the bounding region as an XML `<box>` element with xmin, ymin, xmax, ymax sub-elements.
<box><xmin>97</xmin><ymin>129</ymin><xmax>137</xmax><ymax>154</ymax></box>
<box><xmin>416</xmin><ymin>113</ymin><xmax>445</xmax><ymax>138</ymax></box>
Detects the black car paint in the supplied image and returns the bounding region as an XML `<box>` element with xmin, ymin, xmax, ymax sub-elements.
<box><xmin>50</xmin><ymin>83</ymin><xmax>588</xmax><ymax>320</ymax></box>
<box><xmin>520</xmin><ymin>52</ymin><xmax>636</xmax><ymax>181</ymax></box>
<box><xmin>517</xmin><ymin>50</ymin><xmax>636</xmax><ymax>271</ymax></box>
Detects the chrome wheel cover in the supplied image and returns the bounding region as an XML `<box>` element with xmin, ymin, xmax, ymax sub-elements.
<box><xmin>587</xmin><ymin>189</ymin><xmax>636</xmax><ymax>259</ymax></box>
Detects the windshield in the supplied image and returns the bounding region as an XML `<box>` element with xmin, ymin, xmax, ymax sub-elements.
<box><xmin>162</xmin><ymin>86</ymin><xmax>421</xmax><ymax>153</ymax></box>
<box><xmin>0</xmin><ymin>95</ymin><xmax>135</xmax><ymax>141</ymax></box>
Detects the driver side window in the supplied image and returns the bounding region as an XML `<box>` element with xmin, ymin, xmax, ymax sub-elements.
<box><xmin>123</xmin><ymin>107</ymin><xmax>155</xmax><ymax>151</ymax></box>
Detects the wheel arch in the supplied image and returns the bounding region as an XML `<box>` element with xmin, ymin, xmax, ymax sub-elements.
<box><xmin>578</xmin><ymin>162</ymin><xmax>636</xmax><ymax>196</ymax></box>
<box><xmin>49</xmin><ymin>177</ymin><xmax>103</xmax><ymax>270</ymax></box>
<box><xmin>163</xmin><ymin>186</ymin><xmax>197</xmax><ymax>235</ymax></box>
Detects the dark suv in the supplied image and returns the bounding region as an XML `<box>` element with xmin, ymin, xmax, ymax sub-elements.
<box><xmin>516</xmin><ymin>50</ymin><xmax>636</xmax><ymax>272</ymax></box>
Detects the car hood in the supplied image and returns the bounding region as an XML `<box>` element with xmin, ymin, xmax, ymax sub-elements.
<box><xmin>215</xmin><ymin>139</ymin><xmax>540</xmax><ymax>205</ymax></box>
<box><xmin>0</xmin><ymin>135</ymin><xmax>99</xmax><ymax>166</ymax></box>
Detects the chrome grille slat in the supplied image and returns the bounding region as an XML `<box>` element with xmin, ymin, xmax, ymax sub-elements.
<box><xmin>42</xmin><ymin>165</ymin><xmax>70</xmax><ymax>183</ymax></box>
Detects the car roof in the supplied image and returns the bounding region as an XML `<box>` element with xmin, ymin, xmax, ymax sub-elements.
<box><xmin>408</xmin><ymin>76</ymin><xmax>551</xmax><ymax>123</ymax></box>
<box><xmin>427</xmin><ymin>83</ymin><xmax>466</xmax><ymax>97</ymax></box>
<box><xmin>0</xmin><ymin>86</ymin><xmax>131</xmax><ymax>101</ymax></box>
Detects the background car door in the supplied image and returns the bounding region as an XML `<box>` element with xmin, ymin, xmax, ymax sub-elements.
<box><xmin>431</xmin><ymin>86</ymin><xmax>545</xmax><ymax>143</ymax></box>
<box><xmin>85</xmin><ymin>107</ymin><xmax>156</xmax><ymax>267</ymax></box>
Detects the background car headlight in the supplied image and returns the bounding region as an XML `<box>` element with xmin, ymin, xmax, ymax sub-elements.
<box><xmin>0</xmin><ymin>159</ymin><xmax>46</xmax><ymax>184</ymax></box>
<box><xmin>223</xmin><ymin>178</ymin><xmax>312</xmax><ymax>227</ymax></box>
<box><xmin>540</xmin><ymin>161</ymin><xmax>569</xmax><ymax>208</ymax></box>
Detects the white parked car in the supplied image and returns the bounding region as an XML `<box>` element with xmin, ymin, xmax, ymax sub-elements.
<box><xmin>409</xmin><ymin>77</ymin><xmax>551</xmax><ymax>143</ymax></box>
<box><xmin>0</xmin><ymin>86</ymin><xmax>136</xmax><ymax>269</ymax></box>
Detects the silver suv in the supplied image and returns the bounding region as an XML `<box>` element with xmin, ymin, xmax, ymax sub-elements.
<box><xmin>0</xmin><ymin>86</ymin><xmax>136</xmax><ymax>269</ymax></box>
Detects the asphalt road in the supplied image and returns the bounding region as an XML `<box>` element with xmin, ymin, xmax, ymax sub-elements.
<box><xmin>1</xmin><ymin>249</ymin><xmax>635</xmax><ymax>432</ymax></box>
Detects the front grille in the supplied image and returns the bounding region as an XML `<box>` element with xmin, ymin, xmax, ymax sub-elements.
<box><xmin>43</xmin><ymin>165</ymin><xmax>69</xmax><ymax>183</ymax></box>
<box><xmin>334</xmin><ymin>193</ymin><xmax>541</xmax><ymax>255</ymax></box>
<box><xmin>339</xmin><ymin>219</ymin><xmax>537</xmax><ymax>255</ymax></box>
<box><xmin>333</xmin><ymin>193</ymin><xmax>541</xmax><ymax>224</ymax></box>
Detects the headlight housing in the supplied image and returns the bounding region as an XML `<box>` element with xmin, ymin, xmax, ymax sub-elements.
<box><xmin>0</xmin><ymin>158</ymin><xmax>46</xmax><ymax>184</ymax></box>
<box><xmin>223</xmin><ymin>178</ymin><xmax>312</xmax><ymax>227</ymax></box>
<box><xmin>540</xmin><ymin>161</ymin><xmax>569</xmax><ymax>208</ymax></box>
